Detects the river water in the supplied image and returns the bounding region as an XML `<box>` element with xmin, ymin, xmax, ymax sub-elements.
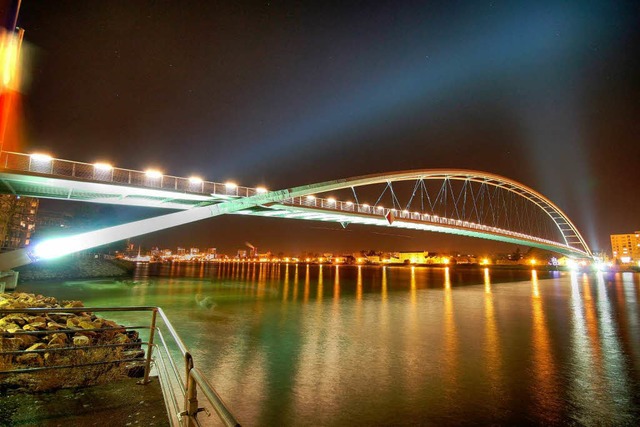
<box><xmin>20</xmin><ymin>263</ymin><xmax>640</xmax><ymax>426</ymax></box>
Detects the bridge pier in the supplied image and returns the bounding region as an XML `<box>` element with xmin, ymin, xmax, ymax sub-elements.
<box><xmin>0</xmin><ymin>270</ymin><xmax>19</xmax><ymax>292</ymax></box>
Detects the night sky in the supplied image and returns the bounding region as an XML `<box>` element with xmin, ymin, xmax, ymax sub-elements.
<box><xmin>8</xmin><ymin>1</ymin><xmax>640</xmax><ymax>255</ymax></box>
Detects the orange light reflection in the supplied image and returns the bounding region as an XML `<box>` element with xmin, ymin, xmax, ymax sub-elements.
<box><xmin>530</xmin><ymin>269</ymin><xmax>560</xmax><ymax>423</ymax></box>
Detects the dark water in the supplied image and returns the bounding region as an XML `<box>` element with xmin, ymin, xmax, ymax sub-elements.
<box><xmin>20</xmin><ymin>263</ymin><xmax>640</xmax><ymax>426</ymax></box>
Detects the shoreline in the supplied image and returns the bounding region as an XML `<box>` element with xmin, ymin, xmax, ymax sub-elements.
<box><xmin>14</xmin><ymin>257</ymin><xmax>135</xmax><ymax>283</ymax></box>
<box><xmin>12</xmin><ymin>256</ymin><xmax>638</xmax><ymax>284</ymax></box>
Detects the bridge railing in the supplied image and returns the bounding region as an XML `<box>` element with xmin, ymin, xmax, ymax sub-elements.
<box><xmin>0</xmin><ymin>151</ymin><xmax>257</xmax><ymax>199</ymax></box>
<box><xmin>282</xmin><ymin>193</ymin><xmax>572</xmax><ymax>251</ymax></box>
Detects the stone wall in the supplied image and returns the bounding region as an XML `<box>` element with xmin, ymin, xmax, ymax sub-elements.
<box><xmin>15</xmin><ymin>257</ymin><xmax>134</xmax><ymax>282</ymax></box>
<box><xmin>0</xmin><ymin>293</ymin><xmax>145</xmax><ymax>392</ymax></box>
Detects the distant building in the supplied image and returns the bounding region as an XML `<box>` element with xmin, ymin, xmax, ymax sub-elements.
<box><xmin>611</xmin><ymin>231</ymin><xmax>640</xmax><ymax>263</ymax></box>
<box><xmin>396</xmin><ymin>251</ymin><xmax>430</xmax><ymax>264</ymax></box>
<box><xmin>0</xmin><ymin>195</ymin><xmax>39</xmax><ymax>251</ymax></box>
<box><xmin>34</xmin><ymin>209</ymin><xmax>73</xmax><ymax>237</ymax></box>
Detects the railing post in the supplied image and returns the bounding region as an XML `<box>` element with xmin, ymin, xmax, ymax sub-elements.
<box><xmin>184</xmin><ymin>352</ymin><xmax>199</xmax><ymax>427</ymax></box>
<box><xmin>139</xmin><ymin>308</ymin><xmax>158</xmax><ymax>385</ymax></box>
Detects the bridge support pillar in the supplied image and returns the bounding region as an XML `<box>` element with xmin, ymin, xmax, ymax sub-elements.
<box><xmin>0</xmin><ymin>270</ymin><xmax>19</xmax><ymax>292</ymax></box>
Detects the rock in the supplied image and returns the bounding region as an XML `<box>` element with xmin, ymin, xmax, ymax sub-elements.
<box><xmin>16</xmin><ymin>334</ymin><xmax>38</xmax><ymax>349</ymax></box>
<box><xmin>73</xmin><ymin>335</ymin><xmax>91</xmax><ymax>346</ymax></box>
<box><xmin>15</xmin><ymin>352</ymin><xmax>42</xmax><ymax>365</ymax></box>
<box><xmin>2</xmin><ymin>322</ymin><xmax>20</xmax><ymax>332</ymax></box>
<box><xmin>23</xmin><ymin>322</ymin><xmax>46</xmax><ymax>331</ymax></box>
<box><xmin>2</xmin><ymin>314</ymin><xmax>26</xmax><ymax>326</ymax></box>
<box><xmin>26</xmin><ymin>342</ymin><xmax>46</xmax><ymax>351</ymax></box>
<box><xmin>123</xmin><ymin>349</ymin><xmax>145</xmax><ymax>359</ymax></box>
<box><xmin>48</xmin><ymin>333</ymin><xmax>67</xmax><ymax>347</ymax></box>
<box><xmin>46</xmin><ymin>321</ymin><xmax>65</xmax><ymax>330</ymax></box>
<box><xmin>1</xmin><ymin>337</ymin><xmax>21</xmax><ymax>351</ymax></box>
<box><xmin>113</xmin><ymin>333</ymin><xmax>130</xmax><ymax>344</ymax></box>
<box><xmin>63</xmin><ymin>300</ymin><xmax>84</xmax><ymax>308</ymax></box>
<box><xmin>44</xmin><ymin>352</ymin><xmax>56</xmax><ymax>364</ymax></box>
<box><xmin>78</xmin><ymin>321</ymin><xmax>95</xmax><ymax>330</ymax></box>
<box><xmin>6</xmin><ymin>325</ymin><xmax>21</xmax><ymax>333</ymax></box>
<box><xmin>103</xmin><ymin>320</ymin><xmax>118</xmax><ymax>328</ymax></box>
<box><xmin>0</xmin><ymin>292</ymin><xmax>135</xmax><ymax>391</ymax></box>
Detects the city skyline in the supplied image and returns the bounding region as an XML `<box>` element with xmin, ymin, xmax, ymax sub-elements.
<box><xmin>8</xmin><ymin>1</ymin><xmax>640</xmax><ymax>254</ymax></box>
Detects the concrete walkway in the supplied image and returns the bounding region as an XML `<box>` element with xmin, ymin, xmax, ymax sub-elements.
<box><xmin>0</xmin><ymin>377</ymin><xmax>169</xmax><ymax>427</ymax></box>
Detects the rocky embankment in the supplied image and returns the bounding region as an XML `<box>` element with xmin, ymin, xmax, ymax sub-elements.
<box><xmin>0</xmin><ymin>293</ymin><xmax>145</xmax><ymax>392</ymax></box>
<box><xmin>15</xmin><ymin>257</ymin><xmax>134</xmax><ymax>282</ymax></box>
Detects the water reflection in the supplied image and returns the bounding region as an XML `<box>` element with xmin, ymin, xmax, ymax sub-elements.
<box><xmin>293</xmin><ymin>264</ymin><xmax>299</xmax><ymax>301</ymax></box>
<box><xmin>620</xmin><ymin>272</ymin><xmax>640</xmax><ymax>373</ymax></box>
<box><xmin>333</xmin><ymin>266</ymin><xmax>340</xmax><ymax>305</ymax></box>
<box><xmin>530</xmin><ymin>269</ymin><xmax>560</xmax><ymax>423</ymax></box>
<box><xmin>410</xmin><ymin>266</ymin><xmax>417</xmax><ymax>306</ymax></box>
<box><xmin>483</xmin><ymin>267</ymin><xmax>503</xmax><ymax>413</ymax></box>
<box><xmin>381</xmin><ymin>266</ymin><xmax>388</xmax><ymax>303</ymax></box>
<box><xmin>304</xmin><ymin>264</ymin><xmax>310</xmax><ymax>303</ymax></box>
<box><xmin>282</xmin><ymin>264</ymin><xmax>290</xmax><ymax>302</ymax></box>
<box><xmin>569</xmin><ymin>270</ymin><xmax>597</xmax><ymax>424</ymax></box>
<box><xmin>356</xmin><ymin>266</ymin><xmax>363</xmax><ymax>302</ymax></box>
<box><xmin>317</xmin><ymin>265</ymin><xmax>323</xmax><ymax>302</ymax></box>
<box><xmin>17</xmin><ymin>265</ymin><xmax>640</xmax><ymax>425</ymax></box>
<box><xmin>595</xmin><ymin>272</ymin><xmax>632</xmax><ymax>424</ymax></box>
<box><xmin>443</xmin><ymin>267</ymin><xmax>458</xmax><ymax>403</ymax></box>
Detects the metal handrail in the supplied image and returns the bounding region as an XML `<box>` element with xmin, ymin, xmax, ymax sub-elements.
<box><xmin>0</xmin><ymin>305</ymin><xmax>240</xmax><ymax>426</ymax></box>
<box><xmin>0</xmin><ymin>150</ymin><xmax>257</xmax><ymax>199</ymax></box>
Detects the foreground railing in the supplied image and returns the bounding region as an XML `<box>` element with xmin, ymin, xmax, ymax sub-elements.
<box><xmin>0</xmin><ymin>306</ymin><xmax>240</xmax><ymax>427</ymax></box>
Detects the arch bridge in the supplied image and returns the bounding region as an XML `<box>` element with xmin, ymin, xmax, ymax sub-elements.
<box><xmin>0</xmin><ymin>151</ymin><xmax>592</xmax><ymax>270</ymax></box>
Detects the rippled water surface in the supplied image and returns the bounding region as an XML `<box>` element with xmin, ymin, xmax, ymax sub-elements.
<box><xmin>20</xmin><ymin>263</ymin><xmax>640</xmax><ymax>425</ymax></box>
